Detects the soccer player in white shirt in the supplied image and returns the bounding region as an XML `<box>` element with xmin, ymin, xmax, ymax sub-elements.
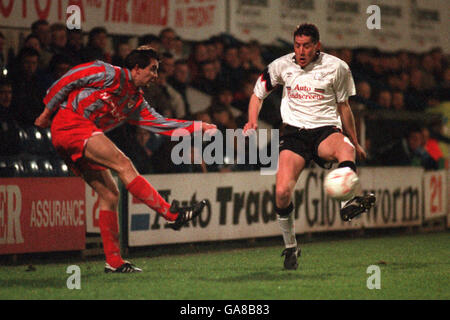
<box><xmin>243</xmin><ymin>24</ymin><xmax>375</xmax><ymax>270</ymax></box>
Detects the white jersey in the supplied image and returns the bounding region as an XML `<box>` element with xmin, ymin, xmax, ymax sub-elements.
<box><xmin>253</xmin><ymin>52</ymin><xmax>355</xmax><ymax>129</ymax></box>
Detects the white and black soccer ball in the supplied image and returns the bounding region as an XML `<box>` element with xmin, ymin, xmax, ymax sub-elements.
<box><xmin>324</xmin><ymin>167</ymin><xmax>359</xmax><ymax>201</ymax></box>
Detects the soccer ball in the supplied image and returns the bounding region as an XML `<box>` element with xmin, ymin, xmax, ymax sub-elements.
<box><xmin>324</xmin><ymin>167</ymin><xmax>359</xmax><ymax>201</ymax></box>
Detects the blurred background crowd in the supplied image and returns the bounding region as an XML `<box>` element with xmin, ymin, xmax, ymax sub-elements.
<box><xmin>0</xmin><ymin>21</ymin><xmax>448</xmax><ymax>177</ymax></box>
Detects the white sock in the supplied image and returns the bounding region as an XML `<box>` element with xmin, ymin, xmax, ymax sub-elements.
<box><xmin>278</xmin><ymin>213</ymin><xmax>297</xmax><ymax>248</ymax></box>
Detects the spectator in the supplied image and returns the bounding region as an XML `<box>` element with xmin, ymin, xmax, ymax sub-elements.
<box><xmin>143</xmin><ymin>66</ymin><xmax>185</xmax><ymax>118</ymax></box>
<box><xmin>351</xmin><ymin>80</ymin><xmax>378</xmax><ymax>110</ymax></box>
<box><xmin>172</xmin><ymin>36</ymin><xmax>187</xmax><ymax>60</ymax></box>
<box><xmin>405</xmin><ymin>68</ymin><xmax>428</xmax><ymax>112</ymax></box>
<box><xmin>23</xmin><ymin>34</ymin><xmax>42</xmax><ymax>52</ymax></box>
<box><xmin>112</xmin><ymin>40</ymin><xmax>131</xmax><ymax>67</ymax></box>
<box><xmin>65</xmin><ymin>29</ymin><xmax>84</xmax><ymax>65</ymax></box>
<box><xmin>0</xmin><ymin>77</ymin><xmax>20</xmax><ymax>156</ymax></box>
<box><xmin>239</xmin><ymin>43</ymin><xmax>252</xmax><ymax>71</ymax></box>
<box><xmin>422</xmin><ymin>126</ymin><xmax>445</xmax><ymax>169</ymax></box>
<box><xmin>0</xmin><ymin>32</ymin><xmax>6</xmax><ymax>71</ymax></box>
<box><xmin>378</xmin><ymin>125</ymin><xmax>438</xmax><ymax>170</ymax></box>
<box><xmin>126</xmin><ymin>127</ymin><xmax>168</xmax><ymax>175</ymax></box>
<box><xmin>376</xmin><ymin>89</ymin><xmax>392</xmax><ymax>109</ymax></box>
<box><xmin>420</xmin><ymin>53</ymin><xmax>437</xmax><ymax>91</ymax></box>
<box><xmin>41</xmin><ymin>54</ymin><xmax>73</xmax><ymax>91</ymax></box>
<box><xmin>219</xmin><ymin>44</ymin><xmax>245</xmax><ymax>93</ymax></box>
<box><xmin>31</xmin><ymin>19</ymin><xmax>53</xmax><ymax>69</ymax></box>
<box><xmin>193</xmin><ymin>110</ymin><xmax>212</xmax><ymax>124</ymax></box>
<box><xmin>50</xmin><ymin>23</ymin><xmax>68</xmax><ymax>56</ymax></box>
<box><xmin>339</xmin><ymin>48</ymin><xmax>353</xmax><ymax>67</ymax></box>
<box><xmin>205</xmin><ymin>39</ymin><xmax>219</xmax><ymax>61</ymax></box>
<box><xmin>210</xmin><ymin>36</ymin><xmax>225</xmax><ymax>61</ymax></box>
<box><xmin>435</xmin><ymin>67</ymin><xmax>450</xmax><ymax>102</ymax></box>
<box><xmin>429</xmin><ymin>47</ymin><xmax>446</xmax><ymax>81</ymax></box>
<box><xmin>397</xmin><ymin>50</ymin><xmax>411</xmax><ymax>72</ymax></box>
<box><xmin>10</xmin><ymin>47</ymin><xmax>45</xmax><ymax>126</ymax></box>
<box><xmin>397</xmin><ymin>71</ymin><xmax>410</xmax><ymax>92</ymax></box>
<box><xmin>233</xmin><ymin>79</ymin><xmax>255</xmax><ymax>113</ymax></box>
<box><xmin>209</xmin><ymin>103</ymin><xmax>237</xmax><ymax>131</ymax></box>
<box><xmin>247</xmin><ymin>40</ymin><xmax>266</xmax><ymax>72</ymax></box>
<box><xmin>188</xmin><ymin>41</ymin><xmax>209</xmax><ymax>82</ymax></box>
<box><xmin>0</xmin><ymin>77</ymin><xmax>13</xmax><ymax>121</ymax></box>
<box><xmin>392</xmin><ymin>90</ymin><xmax>406</xmax><ymax>111</ymax></box>
<box><xmin>159</xmin><ymin>27</ymin><xmax>177</xmax><ymax>54</ymax></box>
<box><xmin>191</xmin><ymin>59</ymin><xmax>222</xmax><ymax>96</ymax></box>
<box><xmin>168</xmin><ymin>59</ymin><xmax>192</xmax><ymax>117</ymax></box>
<box><xmin>160</xmin><ymin>52</ymin><xmax>175</xmax><ymax>78</ymax></box>
<box><xmin>138</xmin><ymin>34</ymin><xmax>161</xmax><ymax>52</ymax></box>
<box><xmin>81</xmin><ymin>27</ymin><xmax>111</xmax><ymax>63</ymax></box>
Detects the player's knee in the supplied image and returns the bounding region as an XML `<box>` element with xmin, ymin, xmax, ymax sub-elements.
<box><xmin>117</xmin><ymin>155</ymin><xmax>135</xmax><ymax>174</ymax></box>
<box><xmin>335</xmin><ymin>141</ymin><xmax>355</xmax><ymax>159</ymax></box>
<box><xmin>100</xmin><ymin>188</ymin><xmax>120</xmax><ymax>207</ymax></box>
<box><xmin>276</xmin><ymin>186</ymin><xmax>292</xmax><ymax>205</ymax></box>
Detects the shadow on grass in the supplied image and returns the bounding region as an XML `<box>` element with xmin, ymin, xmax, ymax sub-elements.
<box><xmin>197</xmin><ymin>270</ymin><xmax>334</xmax><ymax>283</ymax></box>
<box><xmin>0</xmin><ymin>277</ymin><xmax>67</xmax><ymax>289</ymax></box>
<box><xmin>0</xmin><ymin>269</ymin><xmax>132</xmax><ymax>289</ymax></box>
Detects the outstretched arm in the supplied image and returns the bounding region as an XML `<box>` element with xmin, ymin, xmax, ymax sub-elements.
<box><xmin>129</xmin><ymin>99</ymin><xmax>216</xmax><ymax>136</ymax></box>
<box><xmin>243</xmin><ymin>93</ymin><xmax>263</xmax><ymax>134</ymax></box>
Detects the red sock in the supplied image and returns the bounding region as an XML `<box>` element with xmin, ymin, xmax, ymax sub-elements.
<box><xmin>126</xmin><ymin>175</ymin><xmax>177</xmax><ymax>221</ymax></box>
<box><xmin>99</xmin><ymin>210</ymin><xmax>124</xmax><ymax>268</ymax></box>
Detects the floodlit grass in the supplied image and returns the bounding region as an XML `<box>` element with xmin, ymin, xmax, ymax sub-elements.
<box><xmin>0</xmin><ymin>232</ymin><xmax>448</xmax><ymax>300</ymax></box>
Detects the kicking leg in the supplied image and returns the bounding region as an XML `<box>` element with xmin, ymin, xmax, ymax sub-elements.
<box><xmin>317</xmin><ymin>132</ymin><xmax>376</xmax><ymax>221</ymax></box>
<box><xmin>84</xmin><ymin>133</ymin><xmax>175</xmax><ymax>221</ymax></box>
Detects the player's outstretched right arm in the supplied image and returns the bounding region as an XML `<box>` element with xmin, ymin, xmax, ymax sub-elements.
<box><xmin>243</xmin><ymin>93</ymin><xmax>263</xmax><ymax>135</ymax></box>
<box><xmin>243</xmin><ymin>63</ymin><xmax>282</xmax><ymax>135</ymax></box>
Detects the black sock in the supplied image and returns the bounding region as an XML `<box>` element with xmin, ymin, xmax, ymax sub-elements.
<box><xmin>338</xmin><ymin>160</ymin><xmax>357</xmax><ymax>173</ymax></box>
<box><xmin>274</xmin><ymin>202</ymin><xmax>294</xmax><ymax>218</ymax></box>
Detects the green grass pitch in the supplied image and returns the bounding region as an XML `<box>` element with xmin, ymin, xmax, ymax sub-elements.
<box><xmin>0</xmin><ymin>232</ymin><xmax>448</xmax><ymax>300</ymax></box>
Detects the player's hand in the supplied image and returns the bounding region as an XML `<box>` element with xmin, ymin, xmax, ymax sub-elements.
<box><xmin>34</xmin><ymin>114</ymin><xmax>51</xmax><ymax>128</ymax></box>
<box><xmin>243</xmin><ymin>122</ymin><xmax>258</xmax><ymax>136</ymax></box>
<box><xmin>202</xmin><ymin>122</ymin><xmax>217</xmax><ymax>135</ymax></box>
<box><xmin>355</xmin><ymin>144</ymin><xmax>367</xmax><ymax>161</ymax></box>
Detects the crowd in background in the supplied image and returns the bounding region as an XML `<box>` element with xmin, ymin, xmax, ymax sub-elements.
<box><xmin>0</xmin><ymin>20</ymin><xmax>449</xmax><ymax>176</ymax></box>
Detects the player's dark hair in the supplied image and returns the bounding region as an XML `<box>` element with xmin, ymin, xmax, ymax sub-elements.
<box><xmin>294</xmin><ymin>23</ymin><xmax>320</xmax><ymax>43</ymax></box>
<box><xmin>124</xmin><ymin>48</ymin><xmax>160</xmax><ymax>70</ymax></box>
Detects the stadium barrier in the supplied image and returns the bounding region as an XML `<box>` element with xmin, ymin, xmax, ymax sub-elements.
<box><xmin>0</xmin><ymin>178</ymin><xmax>86</xmax><ymax>254</ymax></box>
<box><xmin>126</xmin><ymin>167</ymin><xmax>427</xmax><ymax>247</ymax></box>
<box><xmin>0</xmin><ymin>168</ymin><xmax>448</xmax><ymax>255</ymax></box>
